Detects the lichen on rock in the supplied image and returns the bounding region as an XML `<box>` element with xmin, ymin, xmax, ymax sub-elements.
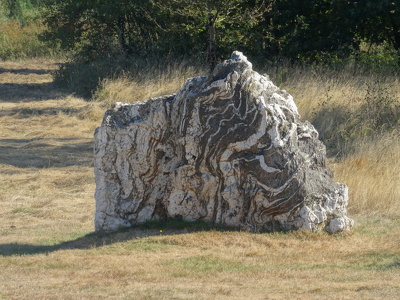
<box><xmin>94</xmin><ymin>51</ymin><xmax>354</xmax><ymax>233</ymax></box>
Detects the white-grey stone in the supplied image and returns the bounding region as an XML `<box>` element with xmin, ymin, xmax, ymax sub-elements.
<box><xmin>94</xmin><ymin>51</ymin><xmax>354</xmax><ymax>233</ymax></box>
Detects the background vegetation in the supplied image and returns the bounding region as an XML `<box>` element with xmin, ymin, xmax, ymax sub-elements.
<box><xmin>0</xmin><ymin>0</ymin><xmax>56</xmax><ymax>59</ymax></box>
<box><xmin>0</xmin><ymin>1</ymin><xmax>399</xmax><ymax>298</ymax></box>
<box><xmin>2</xmin><ymin>0</ymin><xmax>400</xmax><ymax>93</ymax></box>
<box><xmin>38</xmin><ymin>0</ymin><xmax>400</xmax><ymax>63</ymax></box>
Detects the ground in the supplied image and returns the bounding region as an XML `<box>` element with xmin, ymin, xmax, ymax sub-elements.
<box><xmin>0</xmin><ymin>60</ymin><xmax>399</xmax><ymax>299</ymax></box>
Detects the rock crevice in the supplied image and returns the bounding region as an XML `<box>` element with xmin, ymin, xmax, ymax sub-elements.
<box><xmin>94</xmin><ymin>51</ymin><xmax>354</xmax><ymax>233</ymax></box>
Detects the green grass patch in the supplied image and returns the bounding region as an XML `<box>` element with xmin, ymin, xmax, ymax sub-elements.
<box><xmin>0</xmin><ymin>230</ymin><xmax>15</xmax><ymax>236</ymax></box>
<box><xmin>168</xmin><ymin>255</ymin><xmax>254</xmax><ymax>274</ymax></box>
<box><xmin>354</xmin><ymin>216</ymin><xmax>400</xmax><ymax>236</ymax></box>
<box><xmin>12</xmin><ymin>207</ymin><xmax>38</xmax><ymax>214</ymax></box>
<box><xmin>347</xmin><ymin>252</ymin><xmax>400</xmax><ymax>271</ymax></box>
<box><xmin>294</xmin><ymin>252</ymin><xmax>400</xmax><ymax>272</ymax></box>
<box><xmin>107</xmin><ymin>240</ymin><xmax>170</xmax><ymax>253</ymax></box>
<box><xmin>0</xmin><ymin>291</ymin><xmax>6</xmax><ymax>300</ymax></box>
<box><xmin>37</xmin><ymin>230</ymin><xmax>91</xmax><ymax>246</ymax></box>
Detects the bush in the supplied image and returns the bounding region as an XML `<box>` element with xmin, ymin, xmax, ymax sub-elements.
<box><xmin>0</xmin><ymin>1</ymin><xmax>59</xmax><ymax>60</ymax></box>
<box><xmin>0</xmin><ymin>20</ymin><xmax>56</xmax><ymax>60</ymax></box>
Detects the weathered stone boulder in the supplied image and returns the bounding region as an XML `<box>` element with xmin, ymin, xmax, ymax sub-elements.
<box><xmin>94</xmin><ymin>51</ymin><xmax>354</xmax><ymax>233</ymax></box>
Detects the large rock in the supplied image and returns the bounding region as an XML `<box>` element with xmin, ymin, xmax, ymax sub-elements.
<box><xmin>94</xmin><ymin>51</ymin><xmax>354</xmax><ymax>233</ymax></box>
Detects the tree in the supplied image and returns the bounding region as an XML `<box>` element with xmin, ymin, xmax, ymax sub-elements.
<box><xmin>42</xmin><ymin>0</ymin><xmax>166</xmax><ymax>60</ymax></box>
<box><xmin>356</xmin><ymin>1</ymin><xmax>400</xmax><ymax>52</ymax></box>
<box><xmin>153</xmin><ymin>0</ymin><xmax>269</xmax><ymax>68</ymax></box>
<box><xmin>266</xmin><ymin>0</ymin><xmax>360</xmax><ymax>61</ymax></box>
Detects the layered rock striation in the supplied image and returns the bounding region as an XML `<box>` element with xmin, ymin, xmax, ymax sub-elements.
<box><xmin>94</xmin><ymin>51</ymin><xmax>354</xmax><ymax>233</ymax></box>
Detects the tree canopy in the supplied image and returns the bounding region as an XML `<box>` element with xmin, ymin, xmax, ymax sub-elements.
<box><xmin>37</xmin><ymin>0</ymin><xmax>400</xmax><ymax>65</ymax></box>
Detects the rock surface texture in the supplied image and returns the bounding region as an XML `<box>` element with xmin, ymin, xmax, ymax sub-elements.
<box><xmin>94</xmin><ymin>51</ymin><xmax>354</xmax><ymax>233</ymax></box>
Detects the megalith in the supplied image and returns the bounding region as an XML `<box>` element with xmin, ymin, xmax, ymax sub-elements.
<box><xmin>94</xmin><ymin>51</ymin><xmax>354</xmax><ymax>233</ymax></box>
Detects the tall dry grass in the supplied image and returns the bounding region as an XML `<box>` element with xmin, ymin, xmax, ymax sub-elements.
<box><xmin>93</xmin><ymin>63</ymin><xmax>206</xmax><ymax>107</ymax></box>
<box><xmin>332</xmin><ymin>135</ymin><xmax>400</xmax><ymax>216</ymax></box>
<box><xmin>0</xmin><ymin>60</ymin><xmax>96</xmax><ymax>247</ymax></box>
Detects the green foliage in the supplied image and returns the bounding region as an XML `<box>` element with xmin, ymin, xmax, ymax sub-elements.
<box><xmin>353</xmin><ymin>41</ymin><xmax>400</xmax><ymax>73</ymax></box>
<box><xmin>1</xmin><ymin>0</ymin><xmax>400</xmax><ymax>65</ymax></box>
<box><xmin>0</xmin><ymin>0</ymin><xmax>47</xmax><ymax>24</ymax></box>
<box><xmin>41</xmin><ymin>0</ymin><xmax>172</xmax><ymax>61</ymax></box>
<box><xmin>0</xmin><ymin>20</ymin><xmax>51</xmax><ymax>59</ymax></box>
<box><xmin>154</xmin><ymin>0</ymin><xmax>268</xmax><ymax>67</ymax></box>
<box><xmin>266</xmin><ymin>0</ymin><xmax>359</xmax><ymax>61</ymax></box>
<box><xmin>0</xmin><ymin>0</ymin><xmax>58</xmax><ymax>59</ymax></box>
<box><xmin>53</xmin><ymin>58</ymin><xmax>117</xmax><ymax>98</ymax></box>
<box><xmin>261</xmin><ymin>0</ymin><xmax>400</xmax><ymax>64</ymax></box>
<box><xmin>355</xmin><ymin>1</ymin><xmax>400</xmax><ymax>51</ymax></box>
<box><xmin>40</xmin><ymin>0</ymin><xmax>269</xmax><ymax>69</ymax></box>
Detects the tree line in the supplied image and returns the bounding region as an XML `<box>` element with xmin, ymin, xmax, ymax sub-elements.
<box><xmin>2</xmin><ymin>0</ymin><xmax>399</xmax><ymax>66</ymax></box>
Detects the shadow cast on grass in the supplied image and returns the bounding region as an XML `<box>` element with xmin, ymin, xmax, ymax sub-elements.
<box><xmin>0</xmin><ymin>221</ymin><xmax>214</xmax><ymax>256</ymax></box>
<box><xmin>0</xmin><ymin>82</ymin><xmax>70</xmax><ymax>102</ymax></box>
<box><xmin>0</xmin><ymin>107</ymin><xmax>82</xmax><ymax>118</ymax></box>
<box><xmin>0</xmin><ymin>68</ymin><xmax>52</xmax><ymax>75</ymax></box>
<box><xmin>0</xmin><ymin>138</ymin><xmax>93</xmax><ymax>168</ymax></box>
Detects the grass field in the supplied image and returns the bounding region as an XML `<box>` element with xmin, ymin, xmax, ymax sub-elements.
<box><xmin>0</xmin><ymin>59</ymin><xmax>399</xmax><ymax>299</ymax></box>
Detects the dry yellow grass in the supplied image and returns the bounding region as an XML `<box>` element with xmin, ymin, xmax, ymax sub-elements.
<box><xmin>0</xmin><ymin>223</ymin><xmax>399</xmax><ymax>299</ymax></box>
<box><xmin>0</xmin><ymin>60</ymin><xmax>96</xmax><ymax>250</ymax></box>
<box><xmin>93</xmin><ymin>64</ymin><xmax>206</xmax><ymax>106</ymax></box>
<box><xmin>0</xmin><ymin>59</ymin><xmax>399</xmax><ymax>299</ymax></box>
<box><xmin>332</xmin><ymin>135</ymin><xmax>400</xmax><ymax>216</ymax></box>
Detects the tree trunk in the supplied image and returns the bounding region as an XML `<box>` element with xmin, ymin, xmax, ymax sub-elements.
<box><xmin>208</xmin><ymin>14</ymin><xmax>217</xmax><ymax>70</ymax></box>
<box><xmin>117</xmin><ymin>16</ymin><xmax>130</xmax><ymax>56</ymax></box>
<box><xmin>388</xmin><ymin>11</ymin><xmax>400</xmax><ymax>65</ymax></box>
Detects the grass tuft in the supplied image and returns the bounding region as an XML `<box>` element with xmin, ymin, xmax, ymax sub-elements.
<box><xmin>12</xmin><ymin>207</ymin><xmax>38</xmax><ymax>214</ymax></box>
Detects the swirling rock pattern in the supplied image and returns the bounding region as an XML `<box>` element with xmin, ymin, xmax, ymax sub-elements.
<box><xmin>94</xmin><ymin>51</ymin><xmax>354</xmax><ymax>233</ymax></box>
